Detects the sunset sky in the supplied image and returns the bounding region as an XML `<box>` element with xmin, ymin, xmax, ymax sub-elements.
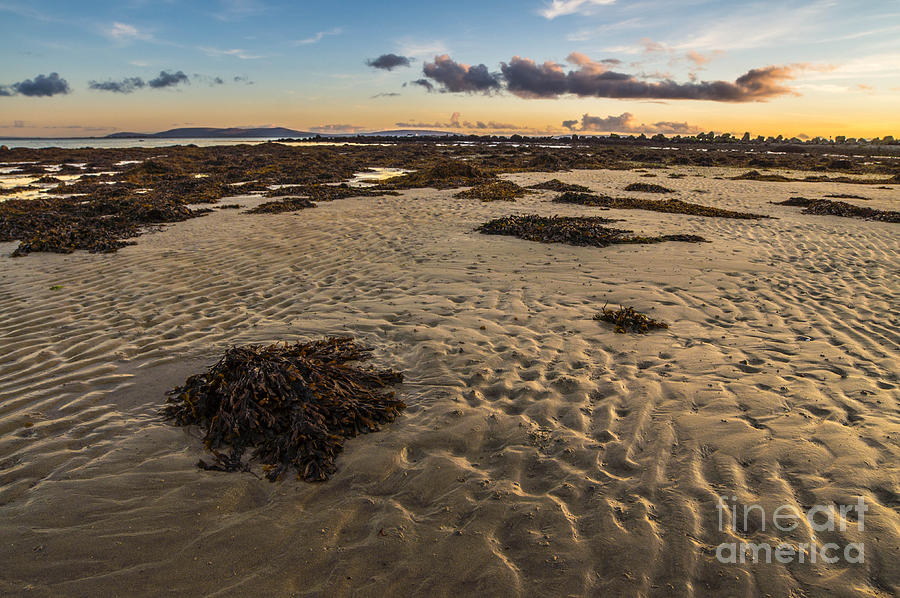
<box><xmin>1</xmin><ymin>0</ymin><xmax>898</xmax><ymax>138</ymax></box>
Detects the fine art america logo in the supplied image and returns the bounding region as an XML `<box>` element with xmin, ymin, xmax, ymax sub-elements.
<box><xmin>716</xmin><ymin>496</ymin><xmax>867</xmax><ymax>564</ymax></box>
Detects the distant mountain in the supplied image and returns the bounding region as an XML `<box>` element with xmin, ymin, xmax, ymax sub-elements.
<box><xmin>106</xmin><ymin>127</ymin><xmax>316</xmax><ymax>139</ymax></box>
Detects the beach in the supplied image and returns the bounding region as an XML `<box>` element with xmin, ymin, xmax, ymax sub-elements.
<box><xmin>1</xmin><ymin>162</ymin><xmax>898</xmax><ymax>597</ymax></box>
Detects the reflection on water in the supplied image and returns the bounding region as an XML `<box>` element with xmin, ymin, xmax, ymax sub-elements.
<box><xmin>346</xmin><ymin>167</ymin><xmax>410</xmax><ymax>186</ymax></box>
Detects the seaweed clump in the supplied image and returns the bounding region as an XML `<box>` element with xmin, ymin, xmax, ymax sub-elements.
<box><xmin>552</xmin><ymin>191</ymin><xmax>614</xmax><ymax>207</ymax></box>
<box><xmin>163</xmin><ymin>337</ymin><xmax>405</xmax><ymax>482</ymax></box>
<box><xmin>824</xmin><ymin>193</ymin><xmax>868</xmax><ymax>200</ymax></box>
<box><xmin>594</xmin><ymin>305</ymin><xmax>669</xmax><ymax>334</ymax></box>
<box><xmin>1</xmin><ymin>195</ymin><xmax>207</xmax><ymax>256</ymax></box>
<box><xmin>477</xmin><ymin>214</ymin><xmax>707</xmax><ymax>248</ymax></box>
<box><xmin>772</xmin><ymin>198</ymin><xmax>899</xmax><ymax>223</ymax></box>
<box><xmin>454</xmin><ymin>180</ymin><xmax>531</xmax><ymax>201</ymax></box>
<box><xmin>527</xmin><ymin>179</ymin><xmax>591</xmax><ymax>193</ymax></box>
<box><xmin>246</xmin><ymin>197</ymin><xmax>317</xmax><ymax>214</ymax></box>
<box><xmin>555</xmin><ymin>194</ymin><xmax>770</xmax><ymax>219</ymax></box>
<box><xmin>731</xmin><ymin>170</ymin><xmax>793</xmax><ymax>182</ymax></box>
<box><xmin>378</xmin><ymin>160</ymin><xmax>495</xmax><ymax>190</ymax></box>
<box><xmin>264</xmin><ymin>183</ymin><xmax>400</xmax><ymax>200</ymax></box>
<box><xmin>624</xmin><ymin>183</ymin><xmax>675</xmax><ymax>193</ymax></box>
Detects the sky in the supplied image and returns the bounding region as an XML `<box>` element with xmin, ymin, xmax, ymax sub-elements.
<box><xmin>1</xmin><ymin>0</ymin><xmax>898</xmax><ymax>138</ymax></box>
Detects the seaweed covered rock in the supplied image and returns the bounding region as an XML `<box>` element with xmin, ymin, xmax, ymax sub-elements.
<box><xmin>246</xmin><ymin>197</ymin><xmax>317</xmax><ymax>214</ymax></box>
<box><xmin>527</xmin><ymin>179</ymin><xmax>591</xmax><ymax>193</ymax></box>
<box><xmin>477</xmin><ymin>214</ymin><xmax>707</xmax><ymax>248</ymax></box>
<box><xmin>163</xmin><ymin>337</ymin><xmax>405</xmax><ymax>482</ymax></box>
<box><xmin>594</xmin><ymin>305</ymin><xmax>669</xmax><ymax>334</ymax></box>
<box><xmin>555</xmin><ymin>193</ymin><xmax>770</xmax><ymax>219</ymax></box>
<box><xmin>454</xmin><ymin>180</ymin><xmax>531</xmax><ymax>201</ymax></box>
<box><xmin>624</xmin><ymin>182</ymin><xmax>675</xmax><ymax>193</ymax></box>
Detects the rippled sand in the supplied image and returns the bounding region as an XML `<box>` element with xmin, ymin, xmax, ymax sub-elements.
<box><xmin>1</xmin><ymin>167</ymin><xmax>898</xmax><ymax>597</ymax></box>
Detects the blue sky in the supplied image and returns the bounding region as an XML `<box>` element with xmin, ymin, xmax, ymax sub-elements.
<box><xmin>1</xmin><ymin>0</ymin><xmax>898</xmax><ymax>137</ymax></box>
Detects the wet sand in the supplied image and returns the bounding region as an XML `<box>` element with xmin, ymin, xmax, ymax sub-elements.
<box><xmin>1</xmin><ymin>167</ymin><xmax>898</xmax><ymax>597</ymax></box>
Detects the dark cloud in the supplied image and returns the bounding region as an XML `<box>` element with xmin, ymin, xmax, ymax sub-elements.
<box><xmin>366</xmin><ymin>53</ymin><xmax>413</xmax><ymax>71</ymax></box>
<box><xmin>409</xmin><ymin>78</ymin><xmax>434</xmax><ymax>92</ymax></box>
<box><xmin>88</xmin><ymin>77</ymin><xmax>146</xmax><ymax>93</ymax></box>
<box><xmin>233</xmin><ymin>75</ymin><xmax>254</xmax><ymax>84</ymax></box>
<box><xmin>192</xmin><ymin>74</ymin><xmax>226</xmax><ymax>86</ymax></box>
<box><xmin>562</xmin><ymin>112</ymin><xmax>700</xmax><ymax>135</ymax></box>
<box><xmin>501</xmin><ymin>54</ymin><xmax>801</xmax><ymax>102</ymax></box>
<box><xmin>1</xmin><ymin>72</ymin><xmax>71</xmax><ymax>97</ymax></box>
<box><xmin>421</xmin><ymin>55</ymin><xmax>501</xmax><ymax>93</ymax></box>
<box><xmin>148</xmin><ymin>70</ymin><xmax>189</xmax><ymax>88</ymax></box>
<box><xmin>371</xmin><ymin>92</ymin><xmax>400</xmax><ymax>98</ymax></box>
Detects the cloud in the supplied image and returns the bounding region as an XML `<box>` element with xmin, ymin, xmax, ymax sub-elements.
<box><xmin>686</xmin><ymin>50</ymin><xmax>712</xmax><ymax>66</ymax></box>
<box><xmin>88</xmin><ymin>77</ymin><xmax>146</xmax><ymax>93</ymax></box>
<box><xmin>539</xmin><ymin>0</ymin><xmax>615</xmax><ymax>19</ymax></box>
<box><xmin>562</xmin><ymin>112</ymin><xmax>701</xmax><ymax>134</ymax></box>
<box><xmin>409</xmin><ymin>78</ymin><xmax>434</xmax><ymax>92</ymax></box>
<box><xmin>234</xmin><ymin>75</ymin><xmax>254</xmax><ymax>84</ymax></box>
<box><xmin>465</xmin><ymin>120</ymin><xmax>525</xmax><ymax>130</ymax></box>
<box><xmin>200</xmin><ymin>46</ymin><xmax>264</xmax><ymax>59</ymax></box>
<box><xmin>192</xmin><ymin>74</ymin><xmax>227</xmax><ymax>86</ymax></box>
<box><xmin>214</xmin><ymin>0</ymin><xmax>267</xmax><ymax>21</ymax></box>
<box><xmin>0</xmin><ymin>72</ymin><xmax>71</xmax><ymax>97</ymax></box>
<box><xmin>421</xmin><ymin>55</ymin><xmax>501</xmax><ymax>93</ymax></box>
<box><xmin>310</xmin><ymin>124</ymin><xmax>368</xmax><ymax>133</ymax></box>
<box><xmin>367</xmin><ymin>53</ymin><xmax>413</xmax><ymax>71</ymax></box>
<box><xmin>295</xmin><ymin>28</ymin><xmax>342</xmax><ymax>45</ymax></box>
<box><xmin>395</xmin><ymin>39</ymin><xmax>448</xmax><ymax>58</ymax></box>
<box><xmin>148</xmin><ymin>70</ymin><xmax>189</xmax><ymax>88</ymax></box>
<box><xmin>395</xmin><ymin>112</ymin><xmax>526</xmax><ymax>131</ymax></box>
<box><xmin>396</xmin><ymin>112</ymin><xmax>462</xmax><ymax>129</ymax></box>
<box><xmin>106</xmin><ymin>22</ymin><xmax>152</xmax><ymax>42</ymax></box>
<box><xmin>499</xmin><ymin>53</ymin><xmax>804</xmax><ymax>101</ymax></box>
<box><xmin>371</xmin><ymin>92</ymin><xmax>400</xmax><ymax>98</ymax></box>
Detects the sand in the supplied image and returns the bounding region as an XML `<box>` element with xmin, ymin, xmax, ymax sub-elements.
<box><xmin>0</xmin><ymin>166</ymin><xmax>898</xmax><ymax>597</ymax></box>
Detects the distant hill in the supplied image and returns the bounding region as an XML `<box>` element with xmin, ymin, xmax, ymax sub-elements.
<box><xmin>106</xmin><ymin>127</ymin><xmax>316</xmax><ymax>139</ymax></box>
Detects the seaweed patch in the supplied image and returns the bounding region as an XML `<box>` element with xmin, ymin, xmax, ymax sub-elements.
<box><xmin>772</xmin><ymin>198</ymin><xmax>900</xmax><ymax>222</ymax></box>
<box><xmin>594</xmin><ymin>305</ymin><xmax>669</xmax><ymax>334</ymax></box>
<box><xmin>454</xmin><ymin>180</ymin><xmax>531</xmax><ymax>201</ymax></box>
<box><xmin>624</xmin><ymin>183</ymin><xmax>675</xmax><ymax>193</ymax></box>
<box><xmin>163</xmin><ymin>337</ymin><xmax>405</xmax><ymax>482</ymax></box>
<box><xmin>554</xmin><ymin>193</ymin><xmax>770</xmax><ymax>219</ymax></box>
<box><xmin>246</xmin><ymin>197</ymin><xmax>317</xmax><ymax>214</ymax></box>
<box><xmin>477</xmin><ymin>214</ymin><xmax>707</xmax><ymax>247</ymax></box>
<box><xmin>527</xmin><ymin>179</ymin><xmax>591</xmax><ymax>193</ymax></box>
